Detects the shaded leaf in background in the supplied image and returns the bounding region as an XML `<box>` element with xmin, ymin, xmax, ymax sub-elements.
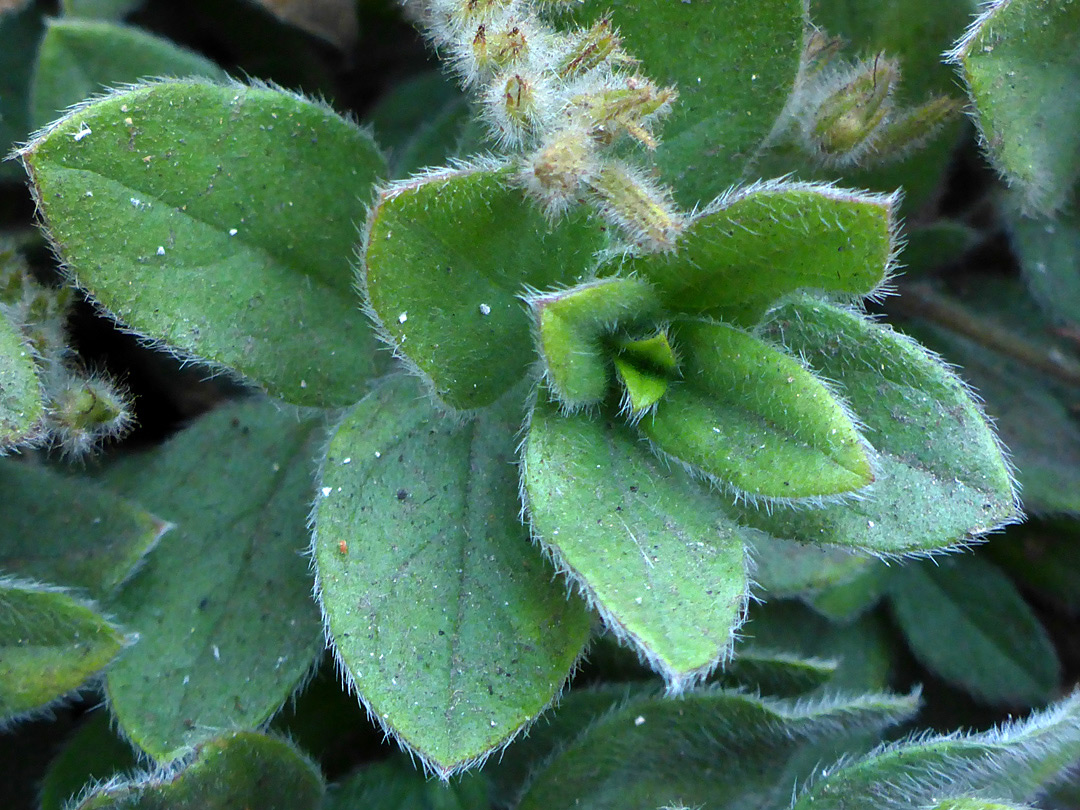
<box><xmin>746</xmin><ymin>298</ymin><xmax>1019</xmax><ymax>553</ymax></box>
<box><xmin>362</xmin><ymin>165</ymin><xmax>606</xmax><ymax>411</ymax></box>
<box><xmin>313</xmin><ymin>376</ymin><xmax>591</xmax><ymax>777</ymax></box>
<box><xmin>70</xmin><ymin>731</ymin><xmax>324</xmax><ymax>810</ymax></box>
<box><xmin>897</xmin><ymin>279</ymin><xmax>1080</xmax><ymax>515</ymax></box>
<box><xmin>1009</xmin><ymin>202</ymin><xmax>1080</xmax><ymax>331</ymax></box>
<box><xmin>20</xmin><ymin>80</ymin><xmax>387</xmax><ymax>408</ymax></box>
<box><xmin>952</xmin><ymin>0</ymin><xmax>1080</xmax><ymax>214</ymax></box>
<box><xmin>575</xmin><ymin>0</ymin><xmax>805</xmax><ymax>208</ymax></box>
<box><xmin>0</xmin><ymin>459</ymin><xmax>168</xmax><ymax>598</ymax></box>
<box><xmin>517</xmin><ymin>688</ymin><xmax>919</xmax><ymax>810</ymax></box>
<box><xmin>252</xmin><ymin>0</ymin><xmax>358</xmax><ymax>50</ymax></box>
<box><xmin>791</xmin><ymin>691</ymin><xmax>1080</xmax><ymax>810</ymax></box>
<box><xmin>365</xmin><ymin>71</ymin><xmax>471</xmax><ymax>179</ymax></box>
<box><xmin>751</xmin><ymin>533</ymin><xmax>876</xmax><ymax>599</ymax></box>
<box><xmin>888</xmin><ymin>554</ymin><xmax>1059</xmax><ymax>707</ymax></box>
<box><xmin>100</xmin><ymin>399</ymin><xmax>324</xmax><ymax>761</ymax></box>
<box><xmin>988</xmin><ymin>519</ymin><xmax>1080</xmax><ymax>614</ymax></box>
<box><xmin>0</xmin><ymin>311</ymin><xmax>43</xmax><ymax>450</ymax></box>
<box><xmin>60</xmin><ymin>0</ymin><xmax>144</xmax><ymax>19</ymax></box>
<box><xmin>325</xmin><ymin>755</ymin><xmax>489</xmax><ymax>810</ymax></box>
<box><xmin>0</xmin><ymin>3</ymin><xmax>44</xmax><ymax>179</ymax></box>
<box><xmin>31</xmin><ymin>18</ymin><xmax>227</xmax><ymax>129</ymax></box>
<box><xmin>40</xmin><ymin>710</ymin><xmax>138</xmax><ymax>810</ymax></box>
<box><xmin>524</xmin><ymin>395</ymin><xmax>750</xmax><ymax>689</ymax></box>
<box><xmin>0</xmin><ymin>579</ymin><xmax>130</xmax><ymax>723</ymax></box>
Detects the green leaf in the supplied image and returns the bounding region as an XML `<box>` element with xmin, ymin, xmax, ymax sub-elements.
<box><xmin>70</xmin><ymin>731</ymin><xmax>324</xmax><ymax>810</ymax></box>
<box><xmin>362</xmin><ymin>164</ymin><xmax>607</xmax><ymax>412</ymax></box>
<box><xmin>803</xmin><ymin>562</ymin><xmax>888</xmax><ymax>623</ymax></box>
<box><xmin>898</xmin><ymin>279</ymin><xmax>1080</xmax><ymax>515</ymax></box>
<box><xmin>0</xmin><ymin>579</ymin><xmax>130</xmax><ymax>722</ymax></box>
<box><xmin>517</xmin><ymin>688</ymin><xmax>919</xmax><ymax>810</ymax></box>
<box><xmin>0</xmin><ymin>4</ymin><xmax>44</xmax><ymax>179</ymax></box>
<box><xmin>60</xmin><ymin>0</ymin><xmax>144</xmax><ymax>20</ymax></box>
<box><xmin>531</xmin><ymin>277</ymin><xmax>662</xmax><ymax>410</ymax></box>
<box><xmin>952</xmin><ymin>0</ymin><xmax>1080</xmax><ymax>213</ymax></box>
<box><xmin>751</xmin><ymin>533</ymin><xmax>877</xmax><ymax>598</ymax></box>
<box><xmin>720</xmin><ymin>650</ymin><xmax>837</xmax><ymax>698</ymax></box>
<box><xmin>609</xmin><ymin>182</ymin><xmax>896</xmax><ymax>326</ymax></box>
<box><xmin>31</xmin><ymin>20</ymin><xmax>227</xmax><ymax>130</ymax></box>
<box><xmin>577</xmin><ymin>0</ymin><xmax>805</xmax><ymax>207</ymax></box>
<box><xmin>932</xmin><ymin>801</ymin><xmax>1034</xmax><ymax>810</ymax></box>
<box><xmin>0</xmin><ymin>311</ymin><xmax>43</xmax><ymax>450</ymax></box>
<box><xmin>19</xmin><ymin>79</ymin><xmax>387</xmax><ymax>408</ymax></box>
<box><xmin>40</xmin><ymin>710</ymin><xmax>139</xmax><ymax>810</ymax></box>
<box><xmin>325</xmin><ymin>755</ymin><xmax>489</xmax><ymax>810</ymax></box>
<box><xmin>313</xmin><ymin>375</ymin><xmax>591</xmax><ymax>777</ymax></box>
<box><xmin>0</xmin><ymin>459</ymin><xmax>169</xmax><ymax>599</ymax></box>
<box><xmin>365</xmin><ymin>72</ymin><xmax>472</xmax><ymax>179</ymax></box>
<box><xmin>524</xmin><ymin>394</ymin><xmax>750</xmax><ymax>688</ymax></box>
<box><xmin>791</xmin><ymin>690</ymin><xmax>1080</xmax><ymax>810</ymax></box>
<box><xmin>100</xmin><ymin>399</ymin><xmax>324</xmax><ymax>761</ymax></box>
<box><xmin>642</xmin><ymin>318</ymin><xmax>874</xmax><ymax>501</ymax></box>
<box><xmin>1010</xmin><ymin>201</ymin><xmax>1080</xmax><ymax>330</ymax></box>
<box><xmin>988</xmin><ymin>519</ymin><xmax>1080</xmax><ymax>613</ymax></box>
<box><xmin>748</xmin><ymin>298</ymin><xmax>1019</xmax><ymax>553</ymax></box>
<box><xmin>888</xmin><ymin>554</ymin><xmax>1059</xmax><ymax>707</ymax></box>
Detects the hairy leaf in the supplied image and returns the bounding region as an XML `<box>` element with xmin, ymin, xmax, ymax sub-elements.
<box><xmin>889</xmin><ymin>555</ymin><xmax>1059</xmax><ymax>706</ymax></box>
<box><xmin>0</xmin><ymin>312</ymin><xmax>43</xmax><ymax>450</ymax></box>
<box><xmin>19</xmin><ymin>79</ymin><xmax>386</xmax><ymax>407</ymax></box>
<box><xmin>791</xmin><ymin>691</ymin><xmax>1080</xmax><ymax>809</ymax></box>
<box><xmin>0</xmin><ymin>579</ymin><xmax>129</xmax><ymax>722</ymax></box>
<box><xmin>643</xmin><ymin>318</ymin><xmax>873</xmax><ymax>500</ymax></box>
<box><xmin>70</xmin><ymin>731</ymin><xmax>323</xmax><ymax>810</ymax></box>
<box><xmin>577</xmin><ymin>0</ymin><xmax>805</xmax><ymax>207</ymax></box>
<box><xmin>952</xmin><ymin>0</ymin><xmax>1080</xmax><ymax>213</ymax></box>
<box><xmin>313</xmin><ymin>375</ymin><xmax>591</xmax><ymax>777</ymax></box>
<box><xmin>517</xmin><ymin>688</ymin><xmax>919</xmax><ymax>810</ymax></box>
<box><xmin>524</xmin><ymin>395</ymin><xmax>750</xmax><ymax>688</ymax></box>
<box><xmin>749</xmin><ymin>298</ymin><xmax>1019</xmax><ymax>553</ymax></box>
<box><xmin>325</xmin><ymin>755</ymin><xmax>489</xmax><ymax>810</ymax></box>
<box><xmin>40</xmin><ymin>710</ymin><xmax>138</xmax><ymax>810</ymax></box>
<box><xmin>31</xmin><ymin>19</ymin><xmax>226</xmax><ymax>129</ymax></box>
<box><xmin>751</xmin><ymin>534</ymin><xmax>877</xmax><ymax>598</ymax></box>
<box><xmin>363</xmin><ymin>164</ymin><xmax>606</xmax><ymax>411</ymax></box>
<box><xmin>609</xmin><ymin>183</ymin><xmax>896</xmax><ymax>326</ymax></box>
<box><xmin>0</xmin><ymin>460</ymin><xmax>168</xmax><ymax>598</ymax></box>
<box><xmin>100</xmin><ymin>399</ymin><xmax>324</xmax><ymax>761</ymax></box>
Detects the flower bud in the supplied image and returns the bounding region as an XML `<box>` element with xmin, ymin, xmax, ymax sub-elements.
<box><xmin>808</xmin><ymin>54</ymin><xmax>899</xmax><ymax>159</ymax></box>
<box><xmin>557</xmin><ymin>18</ymin><xmax>635</xmax><ymax>79</ymax></box>
<box><xmin>587</xmin><ymin>161</ymin><xmax>683</xmax><ymax>251</ymax></box>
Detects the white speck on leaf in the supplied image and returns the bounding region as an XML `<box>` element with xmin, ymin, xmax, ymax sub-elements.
<box><xmin>479</xmin><ymin>303</ymin><xmax>491</xmax><ymax>315</ymax></box>
<box><xmin>156</xmin><ymin>246</ymin><xmax>165</xmax><ymax>256</ymax></box>
<box><xmin>229</xmin><ymin>228</ymin><xmax>238</xmax><ymax>236</ymax></box>
<box><xmin>84</xmin><ymin>190</ymin><xmax>93</xmax><ymax>198</ymax></box>
<box><xmin>212</xmin><ymin>645</ymin><xmax>221</xmax><ymax>661</ymax></box>
<box><xmin>343</xmin><ymin>457</ymin><xmax>352</xmax><ymax>464</ymax></box>
<box><xmin>321</xmin><ymin>487</ymin><xmax>333</xmax><ymax>497</ymax></box>
<box><xmin>374</xmin><ymin>451</ymin><xmax>382</xmax><ymax>458</ymax></box>
<box><xmin>300</xmin><ymin>379</ymin><xmax>307</xmax><ymax>388</ymax></box>
<box><xmin>398</xmin><ymin>311</ymin><xmax>408</xmax><ymax>324</ymax></box>
<box><xmin>73</xmin><ymin>124</ymin><xmax>92</xmax><ymax>141</ymax></box>
<box><xmin>634</xmin><ymin>715</ymin><xmax>646</xmax><ymax>726</ymax></box>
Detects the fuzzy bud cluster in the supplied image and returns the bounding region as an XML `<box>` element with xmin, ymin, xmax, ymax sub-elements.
<box><xmin>792</xmin><ymin>35</ymin><xmax>961</xmax><ymax>168</ymax></box>
<box><xmin>0</xmin><ymin>244</ymin><xmax>132</xmax><ymax>456</ymax></box>
<box><xmin>417</xmin><ymin>0</ymin><xmax>684</xmax><ymax>251</ymax></box>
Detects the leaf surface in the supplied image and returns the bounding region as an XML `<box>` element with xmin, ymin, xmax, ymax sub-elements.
<box><xmin>0</xmin><ymin>311</ymin><xmax>43</xmax><ymax>450</ymax></box>
<box><xmin>517</xmin><ymin>688</ymin><xmax>919</xmax><ymax>810</ymax></box>
<box><xmin>609</xmin><ymin>183</ymin><xmax>896</xmax><ymax>326</ymax></box>
<box><xmin>748</xmin><ymin>298</ymin><xmax>1019</xmax><ymax>553</ymax></box>
<box><xmin>313</xmin><ymin>375</ymin><xmax>591</xmax><ymax>776</ymax></box>
<box><xmin>363</xmin><ymin>165</ymin><xmax>606</xmax><ymax>411</ymax></box>
<box><xmin>953</xmin><ymin>0</ymin><xmax>1080</xmax><ymax>213</ymax></box>
<box><xmin>0</xmin><ymin>459</ymin><xmax>168</xmax><ymax>598</ymax></box>
<box><xmin>0</xmin><ymin>580</ymin><xmax>129</xmax><ymax>722</ymax></box>
<box><xmin>40</xmin><ymin>710</ymin><xmax>138</xmax><ymax>810</ymax></box>
<box><xmin>100</xmin><ymin>399</ymin><xmax>324</xmax><ymax>761</ymax></box>
<box><xmin>889</xmin><ymin>555</ymin><xmax>1059</xmax><ymax>706</ymax></box>
<box><xmin>20</xmin><ymin>80</ymin><xmax>386</xmax><ymax>407</ymax></box>
<box><xmin>524</xmin><ymin>395</ymin><xmax>750</xmax><ymax>688</ymax></box>
<box><xmin>643</xmin><ymin>318</ymin><xmax>873</xmax><ymax>500</ymax></box>
<box><xmin>70</xmin><ymin>731</ymin><xmax>323</xmax><ymax>810</ymax></box>
<box><xmin>324</xmin><ymin>755</ymin><xmax>489</xmax><ymax>810</ymax></box>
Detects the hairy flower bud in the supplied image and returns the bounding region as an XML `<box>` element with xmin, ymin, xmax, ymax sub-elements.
<box><xmin>587</xmin><ymin>161</ymin><xmax>683</xmax><ymax>251</ymax></box>
<box><xmin>806</xmin><ymin>54</ymin><xmax>899</xmax><ymax>161</ymax></box>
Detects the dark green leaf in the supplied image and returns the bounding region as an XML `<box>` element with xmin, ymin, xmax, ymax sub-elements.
<box><xmin>0</xmin><ymin>4</ymin><xmax>44</xmax><ymax>179</ymax></box>
<box><xmin>889</xmin><ymin>554</ymin><xmax>1059</xmax><ymax>706</ymax></box>
<box><xmin>60</xmin><ymin>0</ymin><xmax>144</xmax><ymax>19</ymax></box>
<box><xmin>31</xmin><ymin>19</ymin><xmax>226</xmax><ymax>129</ymax></box>
<box><xmin>100</xmin><ymin>399</ymin><xmax>324</xmax><ymax>761</ymax></box>
<box><xmin>1010</xmin><ymin>202</ymin><xmax>1080</xmax><ymax>330</ymax></box>
<box><xmin>517</xmin><ymin>688</ymin><xmax>919</xmax><ymax>810</ymax></box>
<box><xmin>325</xmin><ymin>755</ymin><xmax>489</xmax><ymax>810</ymax></box>
<box><xmin>988</xmin><ymin>520</ymin><xmax>1080</xmax><ymax>614</ymax></box>
<box><xmin>362</xmin><ymin>164</ymin><xmax>607</xmax><ymax>411</ymax></box>
<box><xmin>577</xmin><ymin>0</ymin><xmax>805</xmax><ymax>207</ymax></box>
<box><xmin>791</xmin><ymin>691</ymin><xmax>1080</xmax><ymax>810</ymax></box>
<box><xmin>0</xmin><ymin>459</ymin><xmax>168</xmax><ymax>598</ymax></box>
<box><xmin>748</xmin><ymin>298</ymin><xmax>1019</xmax><ymax>553</ymax></box>
<box><xmin>952</xmin><ymin>0</ymin><xmax>1080</xmax><ymax>213</ymax></box>
<box><xmin>40</xmin><ymin>710</ymin><xmax>138</xmax><ymax>810</ymax></box>
<box><xmin>313</xmin><ymin>375</ymin><xmax>591</xmax><ymax>777</ymax></box>
<box><xmin>0</xmin><ymin>311</ymin><xmax>43</xmax><ymax>450</ymax></box>
<box><xmin>643</xmin><ymin>318</ymin><xmax>874</xmax><ymax>500</ymax></box>
<box><xmin>524</xmin><ymin>394</ymin><xmax>750</xmax><ymax>688</ymax></box>
<box><xmin>609</xmin><ymin>182</ymin><xmax>896</xmax><ymax>326</ymax></box>
<box><xmin>0</xmin><ymin>579</ymin><xmax>130</xmax><ymax>722</ymax></box>
<box><xmin>751</xmin><ymin>533</ymin><xmax>877</xmax><ymax>597</ymax></box>
<box><xmin>70</xmin><ymin>731</ymin><xmax>324</xmax><ymax>810</ymax></box>
<box><xmin>19</xmin><ymin>79</ymin><xmax>387</xmax><ymax>407</ymax></box>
